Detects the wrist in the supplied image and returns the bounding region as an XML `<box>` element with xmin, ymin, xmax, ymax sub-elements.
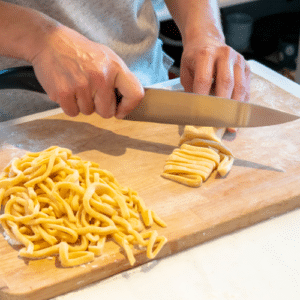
<box><xmin>0</xmin><ymin>2</ymin><xmax>60</xmax><ymax>63</ymax></box>
<box><xmin>182</xmin><ymin>22</ymin><xmax>225</xmax><ymax>47</ymax></box>
<box><xmin>16</xmin><ymin>13</ymin><xmax>60</xmax><ymax>63</ymax></box>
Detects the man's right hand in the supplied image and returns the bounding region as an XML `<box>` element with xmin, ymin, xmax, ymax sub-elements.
<box><xmin>32</xmin><ymin>25</ymin><xmax>144</xmax><ymax>119</ymax></box>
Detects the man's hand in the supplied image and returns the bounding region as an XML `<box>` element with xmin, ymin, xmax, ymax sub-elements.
<box><xmin>32</xmin><ymin>26</ymin><xmax>144</xmax><ymax>119</ymax></box>
<box><xmin>180</xmin><ymin>35</ymin><xmax>251</xmax><ymax>134</ymax></box>
<box><xmin>164</xmin><ymin>0</ymin><xmax>251</xmax><ymax>103</ymax></box>
<box><xmin>164</xmin><ymin>0</ymin><xmax>251</xmax><ymax>133</ymax></box>
<box><xmin>0</xmin><ymin>1</ymin><xmax>144</xmax><ymax>119</ymax></box>
<box><xmin>180</xmin><ymin>36</ymin><xmax>251</xmax><ymax>103</ymax></box>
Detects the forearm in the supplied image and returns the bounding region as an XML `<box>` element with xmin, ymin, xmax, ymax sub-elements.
<box><xmin>164</xmin><ymin>0</ymin><xmax>225</xmax><ymax>45</ymax></box>
<box><xmin>0</xmin><ymin>1</ymin><xmax>59</xmax><ymax>62</ymax></box>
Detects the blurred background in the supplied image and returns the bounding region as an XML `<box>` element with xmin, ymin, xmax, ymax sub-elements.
<box><xmin>156</xmin><ymin>0</ymin><xmax>300</xmax><ymax>83</ymax></box>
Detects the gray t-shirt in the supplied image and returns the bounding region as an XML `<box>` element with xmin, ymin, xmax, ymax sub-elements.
<box><xmin>0</xmin><ymin>0</ymin><xmax>172</xmax><ymax>121</ymax></box>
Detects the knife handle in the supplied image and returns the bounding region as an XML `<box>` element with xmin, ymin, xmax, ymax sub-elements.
<box><xmin>0</xmin><ymin>66</ymin><xmax>123</xmax><ymax>104</ymax></box>
<box><xmin>0</xmin><ymin>66</ymin><xmax>46</xmax><ymax>94</ymax></box>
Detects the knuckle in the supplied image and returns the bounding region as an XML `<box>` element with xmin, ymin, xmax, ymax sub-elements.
<box><xmin>94</xmin><ymin>72</ymin><xmax>107</xmax><ymax>88</ymax></box>
<box><xmin>234</xmin><ymin>59</ymin><xmax>244</xmax><ymax>71</ymax></box>
<box><xmin>218</xmin><ymin>46</ymin><xmax>232</xmax><ymax>60</ymax></box>
<box><xmin>195</xmin><ymin>76</ymin><xmax>212</xmax><ymax>89</ymax></box>
<box><xmin>236</xmin><ymin>52</ymin><xmax>244</xmax><ymax>62</ymax></box>
<box><xmin>245</xmin><ymin>64</ymin><xmax>251</xmax><ymax>76</ymax></box>
<box><xmin>235</xmin><ymin>55</ymin><xmax>247</xmax><ymax>69</ymax></box>
<box><xmin>220</xmin><ymin>76</ymin><xmax>233</xmax><ymax>90</ymax></box>
<box><xmin>76</xmin><ymin>76</ymin><xmax>89</xmax><ymax>90</ymax></box>
<box><xmin>197</xmin><ymin>47</ymin><xmax>214</xmax><ymax>57</ymax></box>
<box><xmin>56</xmin><ymin>88</ymin><xmax>72</xmax><ymax>101</ymax></box>
<box><xmin>234</xmin><ymin>83</ymin><xmax>246</xmax><ymax>96</ymax></box>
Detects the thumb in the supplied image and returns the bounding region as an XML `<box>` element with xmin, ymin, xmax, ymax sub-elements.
<box><xmin>114</xmin><ymin>69</ymin><xmax>144</xmax><ymax>119</ymax></box>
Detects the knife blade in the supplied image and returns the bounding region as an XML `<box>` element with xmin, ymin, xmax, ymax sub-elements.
<box><xmin>1</xmin><ymin>66</ymin><xmax>299</xmax><ymax>127</ymax></box>
<box><xmin>124</xmin><ymin>88</ymin><xmax>300</xmax><ymax>127</ymax></box>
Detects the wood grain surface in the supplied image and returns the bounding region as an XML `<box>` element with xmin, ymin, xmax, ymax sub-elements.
<box><xmin>0</xmin><ymin>73</ymin><xmax>300</xmax><ymax>300</ymax></box>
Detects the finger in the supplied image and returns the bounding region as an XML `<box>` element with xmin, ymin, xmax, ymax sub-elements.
<box><xmin>244</xmin><ymin>61</ymin><xmax>251</xmax><ymax>102</ymax></box>
<box><xmin>76</xmin><ymin>87</ymin><xmax>95</xmax><ymax>116</ymax></box>
<box><xmin>227</xmin><ymin>127</ymin><xmax>238</xmax><ymax>133</ymax></box>
<box><xmin>227</xmin><ymin>60</ymin><xmax>251</xmax><ymax>133</ymax></box>
<box><xmin>91</xmin><ymin>67</ymin><xmax>116</xmax><ymax>119</ymax></box>
<box><xmin>114</xmin><ymin>69</ymin><xmax>144</xmax><ymax>119</ymax></box>
<box><xmin>93</xmin><ymin>88</ymin><xmax>116</xmax><ymax>119</ymax></box>
<box><xmin>193</xmin><ymin>51</ymin><xmax>214</xmax><ymax>95</ymax></box>
<box><xmin>215</xmin><ymin>48</ymin><xmax>235</xmax><ymax>99</ymax></box>
<box><xmin>35</xmin><ymin>73</ymin><xmax>80</xmax><ymax>117</ymax></box>
<box><xmin>180</xmin><ymin>59</ymin><xmax>195</xmax><ymax>93</ymax></box>
<box><xmin>231</xmin><ymin>57</ymin><xmax>247</xmax><ymax>102</ymax></box>
<box><xmin>51</xmin><ymin>80</ymin><xmax>80</xmax><ymax>117</ymax></box>
<box><xmin>58</xmin><ymin>92</ymin><xmax>80</xmax><ymax>117</ymax></box>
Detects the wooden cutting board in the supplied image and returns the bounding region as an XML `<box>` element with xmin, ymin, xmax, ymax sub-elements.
<box><xmin>0</xmin><ymin>73</ymin><xmax>300</xmax><ymax>300</ymax></box>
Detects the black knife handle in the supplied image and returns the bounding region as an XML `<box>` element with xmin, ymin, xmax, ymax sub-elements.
<box><xmin>0</xmin><ymin>66</ymin><xmax>124</xmax><ymax>103</ymax></box>
<box><xmin>0</xmin><ymin>66</ymin><xmax>46</xmax><ymax>94</ymax></box>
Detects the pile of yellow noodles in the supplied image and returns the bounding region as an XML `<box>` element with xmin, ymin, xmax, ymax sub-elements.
<box><xmin>0</xmin><ymin>146</ymin><xmax>167</xmax><ymax>267</ymax></box>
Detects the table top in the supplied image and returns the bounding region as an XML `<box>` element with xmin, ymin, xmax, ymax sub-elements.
<box><xmin>2</xmin><ymin>60</ymin><xmax>300</xmax><ymax>300</ymax></box>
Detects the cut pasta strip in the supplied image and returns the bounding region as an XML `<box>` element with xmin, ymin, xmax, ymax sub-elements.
<box><xmin>217</xmin><ymin>154</ymin><xmax>235</xmax><ymax>177</ymax></box>
<box><xmin>59</xmin><ymin>242</ymin><xmax>94</xmax><ymax>268</ymax></box>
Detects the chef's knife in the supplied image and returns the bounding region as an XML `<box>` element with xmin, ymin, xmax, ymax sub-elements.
<box><xmin>1</xmin><ymin>66</ymin><xmax>299</xmax><ymax>127</ymax></box>
<box><xmin>124</xmin><ymin>88</ymin><xmax>300</xmax><ymax>127</ymax></box>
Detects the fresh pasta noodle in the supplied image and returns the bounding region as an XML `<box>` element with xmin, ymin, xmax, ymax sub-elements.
<box><xmin>0</xmin><ymin>146</ymin><xmax>167</xmax><ymax>267</ymax></box>
<box><xmin>162</xmin><ymin>126</ymin><xmax>234</xmax><ymax>187</ymax></box>
<box><xmin>179</xmin><ymin>126</ymin><xmax>225</xmax><ymax>144</ymax></box>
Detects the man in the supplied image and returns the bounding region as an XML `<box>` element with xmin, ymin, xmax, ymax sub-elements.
<box><xmin>0</xmin><ymin>0</ymin><xmax>250</xmax><ymax>121</ymax></box>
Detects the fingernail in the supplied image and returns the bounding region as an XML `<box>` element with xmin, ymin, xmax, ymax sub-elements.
<box><xmin>227</xmin><ymin>127</ymin><xmax>238</xmax><ymax>133</ymax></box>
<box><xmin>110</xmin><ymin>104</ymin><xmax>116</xmax><ymax>117</ymax></box>
<box><xmin>115</xmin><ymin>112</ymin><xmax>126</xmax><ymax>119</ymax></box>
